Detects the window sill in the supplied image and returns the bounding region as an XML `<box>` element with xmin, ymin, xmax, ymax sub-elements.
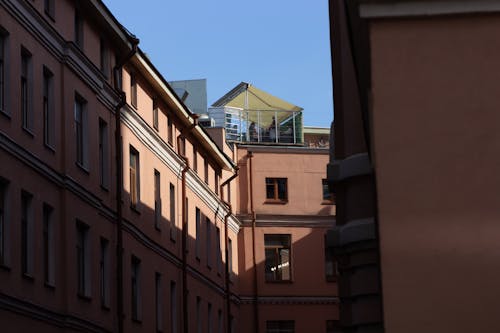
<box><xmin>0</xmin><ymin>109</ymin><xmax>11</xmax><ymax>120</ymax></box>
<box><xmin>22</xmin><ymin>273</ymin><xmax>34</xmax><ymax>281</ymax></box>
<box><xmin>100</xmin><ymin>184</ymin><xmax>109</xmax><ymax>192</ymax></box>
<box><xmin>0</xmin><ymin>264</ymin><xmax>11</xmax><ymax>272</ymax></box>
<box><xmin>132</xmin><ymin>317</ymin><xmax>142</xmax><ymax>324</ymax></box>
<box><xmin>265</xmin><ymin>279</ymin><xmax>293</xmax><ymax>284</ymax></box>
<box><xmin>44</xmin><ymin>142</ymin><xmax>56</xmax><ymax>153</ymax></box>
<box><xmin>77</xmin><ymin>293</ymin><xmax>92</xmax><ymax>302</ymax></box>
<box><xmin>130</xmin><ymin>204</ymin><xmax>141</xmax><ymax>215</ymax></box>
<box><xmin>44</xmin><ymin>10</ymin><xmax>55</xmax><ymax>22</ymax></box>
<box><xmin>76</xmin><ymin>162</ymin><xmax>90</xmax><ymax>174</ymax></box>
<box><xmin>44</xmin><ymin>282</ymin><xmax>56</xmax><ymax>290</ymax></box>
<box><xmin>321</xmin><ymin>200</ymin><xmax>334</xmax><ymax>205</ymax></box>
<box><xmin>101</xmin><ymin>303</ymin><xmax>111</xmax><ymax>311</ymax></box>
<box><xmin>264</xmin><ymin>199</ymin><xmax>288</xmax><ymax>205</ymax></box>
<box><xmin>154</xmin><ymin>224</ymin><xmax>161</xmax><ymax>232</ymax></box>
<box><xmin>326</xmin><ymin>278</ymin><xmax>337</xmax><ymax>283</ymax></box>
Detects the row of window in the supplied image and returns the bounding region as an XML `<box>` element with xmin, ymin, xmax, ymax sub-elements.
<box><xmin>264</xmin><ymin>234</ymin><xmax>337</xmax><ymax>283</ymax></box>
<box><xmin>195</xmin><ymin>296</ymin><xmax>226</xmax><ymax>333</ymax></box>
<box><xmin>265</xmin><ymin>178</ymin><xmax>335</xmax><ymax>204</ymax></box>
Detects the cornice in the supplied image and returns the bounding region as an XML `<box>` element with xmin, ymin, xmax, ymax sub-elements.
<box><xmin>239</xmin><ymin>295</ymin><xmax>339</xmax><ymax>305</ymax></box>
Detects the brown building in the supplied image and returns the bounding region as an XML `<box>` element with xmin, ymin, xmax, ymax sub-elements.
<box><xmin>0</xmin><ymin>1</ymin><xmax>336</xmax><ymax>333</ymax></box>
<box><xmin>329</xmin><ymin>1</ymin><xmax>500</xmax><ymax>332</ymax></box>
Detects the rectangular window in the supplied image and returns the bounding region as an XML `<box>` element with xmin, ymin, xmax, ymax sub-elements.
<box><xmin>154</xmin><ymin>170</ymin><xmax>161</xmax><ymax>230</ymax></box>
<box><xmin>74</xmin><ymin>8</ymin><xmax>83</xmax><ymax>48</ymax></box>
<box><xmin>156</xmin><ymin>272</ymin><xmax>163</xmax><ymax>332</ymax></box>
<box><xmin>325</xmin><ymin>235</ymin><xmax>336</xmax><ymax>282</ymax></box>
<box><xmin>196</xmin><ymin>296</ymin><xmax>202</xmax><ymax>333</ymax></box>
<box><xmin>264</xmin><ymin>234</ymin><xmax>291</xmax><ymax>282</ymax></box>
<box><xmin>130</xmin><ymin>72</ymin><xmax>137</xmax><ymax>108</ymax></box>
<box><xmin>131</xmin><ymin>255</ymin><xmax>141</xmax><ymax>321</ymax></box>
<box><xmin>170</xmin><ymin>281</ymin><xmax>177</xmax><ymax>333</ymax></box>
<box><xmin>100</xmin><ymin>38</ymin><xmax>109</xmax><ymax>78</ymax></box>
<box><xmin>75</xmin><ymin>94</ymin><xmax>87</xmax><ymax>167</ymax></box>
<box><xmin>21</xmin><ymin>190</ymin><xmax>33</xmax><ymax>277</ymax></box>
<box><xmin>0</xmin><ymin>181</ymin><xmax>6</xmax><ymax>266</ymax></box>
<box><xmin>195</xmin><ymin>207</ymin><xmax>201</xmax><ymax>259</ymax></box>
<box><xmin>100</xmin><ymin>238</ymin><xmax>110</xmax><ymax>308</ymax></box>
<box><xmin>167</xmin><ymin>118</ymin><xmax>173</xmax><ymax>146</ymax></box>
<box><xmin>21</xmin><ymin>48</ymin><xmax>32</xmax><ymax>131</ymax></box>
<box><xmin>170</xmin><ymin>183</ymin><xmax>176</xmax><ymax>241</ymax></box>
<box><xmin>43</xmin><ymin>66</ymin><xmax>54</xmax><ymax>148</ymax></box>
<box><xmin>179</xmin><ymin>137</ymin><xmax>186</xmax><ymax>156</ymax></box>
<box><xmin>266</xmin><ymin>320</ymin><xmax>295</xmax><ymax>333</ymax></box>
<box><xmin>218</xmin><ymin>309</ymin><xmax>223</xmax><ymax>333</ymax></box>
<box><xmin>76</xmin><ymin>221</ymin><xmax>90</xmax><ymax>297</ymax></box>
<box><xmin>99</xmin><ymin>119</ymin><xmax>109</xmax><ymax>189</ymax></box>
<box><xmin>0</xmin><ymin>32</ymin><xmax>5</xmax><ymax>113</ymax></box>
<box><xmin>208</xmin><ymin>302</ymin><xmax>213</xmax><ymax>333</ymax></box>
<box><xmin>216</xmin><ymin>227</ymin><xmax>222</xmax><ymax>274</ymax></box>
<box><xmin>43</xmin><ymin>203</ymin><xmax>55</xmax><ymax>286</ymax></box>
<box><xmin>228</xmin><ymin>238</ymin><xmax>233</xmax><ymax>276</ymax></box>
<box><xmin>265</xmin><ymin>178</ymin><xmax>288</xmax><ymax>202</ymax></box>
<box><xmin>129</xmin><ymin>146</ymin><xmax>140</xmax><ymax>207</ymax></box>
<box><xmin>322</xmin><ymin>179</ymin><xmax>334</xmax><ymax>204</ymax></box>
<box><xmin>214</xmin><ymin>170</ymin><xmax>219</xmax><ymax>195</ymax></box>
<box><xmin>204</xmin><ymin>159</ymin><xmax>209</xmax><ymax>184</ymax></box>
<box><xmin>153</xmin><ymin>98</ymin><xmax>159</xmax><ymax>130</ymax></box>
<box><xmin>193</xmin><ymin>147</ymin><xmax>198</xmax><ymax>172</ymax></box>
<box><xmin>206</xmin><ymin>218</ymin><xmax>211</xmax><ymax>268</ymax></box>
<box><xmin>44</xmin><ymin>0</ymin><xmax>55</xmax><ymax>19</ymax></box>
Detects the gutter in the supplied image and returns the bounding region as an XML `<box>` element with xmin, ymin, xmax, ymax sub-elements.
<box><xmin>176</xmin><ymin>117</ymin><xmax>198</xmax><ymax>333</ymax></box>
<box><xmin>247</xmin><ymin>151</ymin><xmax>260</xmax><ymax>333</ymax></box>
<box><xmin>113</xmin><ymin>36</ymin><xmax>139</xmax><ymax>333</ymax></box>
<box><xmin>220</xmin><ymin>167</ymin><xmax>240</xmax><ymax>333</ymax></box>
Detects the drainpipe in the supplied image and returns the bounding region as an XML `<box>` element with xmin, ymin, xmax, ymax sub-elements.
<box><xmin>177</xmin><ymin>116</ymin><xmax>198</xmax><ymax>333</ymax></box>
<box><xmin>220</xmin><ymin>167</ymin><xmax>239</xmax><ymax>333</ymax></box>
<box><xmin>113</xmin><ymin>38</ymin><xmax>139</xmax><ymax>333</ymax></box>
<box><xmin>248</xmin><ymin>151</ymin><xmax>260</xmax><ymax>333</ymax></box>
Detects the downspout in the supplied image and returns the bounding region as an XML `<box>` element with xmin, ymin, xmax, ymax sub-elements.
<box><xmin>248</xmin><ymin>151</ymin><xmax>259</xmax><ymax>333</ymax></box>
<box><xmin>177</xmin><ymin>116</ymin><xmax>198</xmax><ymax>333</ymax></box>
<box><xmin>113</xmin><ymin>38</ymin><xmax>139</xmax><ymax>333</ymax></box>
<box><xmin>220</xmin><ymin>168</ymin><xmax>239</xmax><ymax>333</ymax></box>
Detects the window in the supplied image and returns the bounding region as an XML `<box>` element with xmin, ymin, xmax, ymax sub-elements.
<box><xmin>227</xmin><ymin>182</ymin><xmax>231</xmax><ymax>204</ymax></box>
<box><xmin>21</xmin><ymin>47</ymin><xmax>32</xmax><ymax>131</ymax></box>
<box><xmin>100</xmin><ymin>38</ymin><xmax>109</xmax><ymax>78</ymax></box>
<box><xmin>195</xmin><ymin>208</ymin><xmax>201</xmax><ymax>259</ymax></box>
<box><xmin>216</xmin><ymin>227</ymin><xmax>222</xmax><ymax>274</ymax></box>
<box><xmin>131</xmin><ymin>255</ymin><xmax>141</xmax><ymax>321</ymax></box>
<box><xmin>179</xmin><ymin>137</ymin><xmax>186</xmax><ymax>156</ymax></box>
<box><xmin>204</xmin><ymin>159</ymin><xmax>209</xmax><ymax>184</ymax></box>
<box><xmin>196</xmin><ymin>296</ymin><xmax>202</xmax><ymax>333</ymax></box>
<box><xmin>167</xmin><ymin>117</ymin><xmax>173</xmax><ymax>146</ymax></box>
<box><xmin>155</xmin><ymin>272</ymin><xmax>163</xmax><ymax>332</ymax></box>
<box><xmin>99</xmin><ymin>119</ymin><xmax>109</xmax><ymax>189</ymax></box>
<box><xmin>130</xmin><ymin>72</ymin><xmax>137</xmax><ymax>108</ymax></box>
<box><xmin>21</xmin><ymin>190</ymin><xmax>33</xmax><ymax>277</ymax></box>
<box><xmin>43</xmin><ymin>66</ymin><xmax>54</xmax><ymax>148</ymax></box>
<box><xmin>326</xmin><ymin>320</ymin><xmax>339</xmax><ymax>333</ymax></box>
<box><xmin>228</xmin><ymin>238</ymin><xmax>233</xmax><ymax>276</ymax></box>
<box><xmin>154</xmin><ymin>170</ymin><xmax>161</xmax><ymax>230</ymax></box>
<box><xmin>76</xmin><ymin>221</ymin><xmax>90</xmax><ymax>297</ymax></box>
<box><xmin>214</xmin><ymin>170</ymin><xmax>219</xmax><ymax>195</ymax></box>
<box><xmin>43</xmin><ymin>203</ymin><xmax>55</xmax><ymax>286</ymax></box>
<box><xmin>206</xmin><ymin>218</ymin><xmax>212</xmax><ymax>268</ymax></box>
<box><xmin>170</xmin><ymin>281</ymin><xmax>177</xmax><ymax>333</ymax></box>
<box><xmin>265</xmin><ymin>178</ymin><xmax>288</xmax><ymax>202</ymax></box>
<box><xmin>264</xmin><ymin>234</ymin><xmax>291</xmax><ymax>282</ymax></box>
<box><xmin>266</xmin><ymin>320</ymin><xmax>295</xmax><ymax>333</ymax></box>
<box><xmin>129</xmin><ymin>146</ymin><xmax>140</xmax><ymax>207</ymax></box>
<box><xmin>0</xmin><ymin>181</ymin><xmax>6</xmax><ymax>266</ymax></box>
<box><xmin>169</xmin><ymin>183</ymin><xmax>176</xmax><ymax>241</ymax></box>
<box><xmin>44</xmin><ymin>0</ymin><xmax>55</xmax><ymax>19</ymax></box>
<box><xmin>208</xmin><ymin>302</ymin><xmax>213</xmax><ymax>333</ymax></box>
<box><xmin>74</xmin><ymin>8</ymin><xmax>83</xmax><ymax>48</ymax></box>
<box><xmin>100</xmin><ymin>238</ymin><xmax>110</xmax><ymax>308</ymax></box>
<box><xmin>153</xmin><ymin>98</ymin><xmax>159</xmax><ymax>130</ymax></box>
<box><xmin>0</xmin><ymin>31</ymin><xmax>7</xmax><ymax>114</ymax></box>
<box><xmin>325</xmin><ymin>235</ymin><xmax>336</xmax><ymax>282</ymax></box>
<box><xmin>75</xmin><ymin>94</ymin><xmax>88</xmax><ymax>167</ymax></box>
<box><xmin>193</xmin><ymin>147</ymin><xmax>198</xmax><ymax>172</ymax></box>
<box><xmin>217</xmin><ymin>309</ymin><xmax>223</xmax><ymax>333</ymax></box>
<box><xmin>322</xmin><ymin>179</ymin><xmax>334</xmax><ymax>204</ymax></box>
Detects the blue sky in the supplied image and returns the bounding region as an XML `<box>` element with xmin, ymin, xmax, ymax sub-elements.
<box><xmin>103</xmin><ymin>0</ymin><xmax>333</xmax><ymax>127</ymax></box>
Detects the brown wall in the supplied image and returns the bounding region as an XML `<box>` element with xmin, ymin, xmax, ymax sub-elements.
<box><xmin>370</xmin><ymin>13</ymin><xmax>500</xmax><ymax>333</ymax></box>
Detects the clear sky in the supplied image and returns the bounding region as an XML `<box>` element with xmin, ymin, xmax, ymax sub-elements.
<box><xmin>102</xmin><ymin>0</ymin><xmax>333</xmax><ymax>127</ymax></box>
